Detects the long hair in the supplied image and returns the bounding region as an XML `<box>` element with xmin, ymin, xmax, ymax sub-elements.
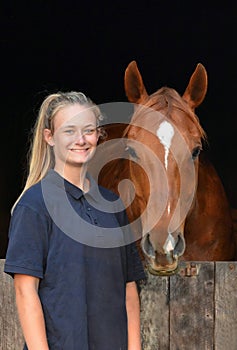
<box><xmin>12</xmin><ymin>91</ymin><xmax>103</xmax><ymax>212</ymax></box>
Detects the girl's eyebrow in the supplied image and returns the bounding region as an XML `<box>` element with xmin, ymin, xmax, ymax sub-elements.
<box><xmin>62</xmin><ymin>123</ymin><xmax>96</xmax><ymax>129</ymax></box>
<box><xmin>82</xmin><ymin>124</ymin><xmax>97</xmax><ymax>128</ymax></box>
<box><xmin>62</xmin><ymin>124</ymin><xmax>76</xmax><ymax>128</ymax></box>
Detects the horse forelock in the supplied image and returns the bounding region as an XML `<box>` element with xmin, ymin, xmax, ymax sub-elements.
<box><xmin>125</xmin><ymin>86</ymin><xmax>207</xmax><ymax>142</ymax></box>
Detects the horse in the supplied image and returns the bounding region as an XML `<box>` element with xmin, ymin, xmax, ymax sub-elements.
<box><xmin>91</xmin><ymin>61</ymin><xmax>236</xmax><ymax>275</ymax></box>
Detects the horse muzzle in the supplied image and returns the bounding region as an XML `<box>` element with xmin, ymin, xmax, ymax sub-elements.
<box><xmin>141</xmin><ymin>232</ymin><xmax>186</xmax><ymax>276</ymax></box>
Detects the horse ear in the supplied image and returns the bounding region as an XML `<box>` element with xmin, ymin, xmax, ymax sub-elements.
<box><xmin>124</xmin><ymin>60</ymin><xmax>149</xmax><ymax>104</ymax></box>
<box><xmin>182</xmin><ymin>63</ymin><xmax>208</xmax><ymax>110</ymax></box>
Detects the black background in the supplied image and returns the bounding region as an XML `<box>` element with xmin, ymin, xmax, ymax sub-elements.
<box><xmin>1</xmin><ymin>1</ymin><xmax>237</xmax><ymax>257</ymax></box>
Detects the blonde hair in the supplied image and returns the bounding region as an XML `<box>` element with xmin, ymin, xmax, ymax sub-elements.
<box><xmin>12</xmin><ymin>91</ymin><xmax>103</xmax><ymax>211</ymax></box>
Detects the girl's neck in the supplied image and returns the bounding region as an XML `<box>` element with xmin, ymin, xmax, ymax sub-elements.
<box><xmin>54</xmin><ymin>164</ymin><xmax>89</xmax><ymax>192</ymax></box>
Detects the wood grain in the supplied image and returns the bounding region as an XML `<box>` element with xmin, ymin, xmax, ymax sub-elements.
<box><xmin>0</xmin><ymin>260</ymin><xmax>24</xmax><ymax>350</ymax></box>
<box><xmin>1</xmin><ymin>260</ymin><xmax>237</xmax><ymax>349</ymax></box>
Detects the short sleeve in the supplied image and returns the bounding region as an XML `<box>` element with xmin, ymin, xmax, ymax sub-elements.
<box><xmin>4</xmin><ymin>204</ymin><xmax>49</xmax><ymax>279</ymax></box>
<box><xmin>114</xmin><ymin>203</ymin><xmax>146</xmax><ymax>283</ymax></box>
<box><xmin>125</xmin><ymin>241</ymin><xmax>146</xmax><ymax>283</ymax></box>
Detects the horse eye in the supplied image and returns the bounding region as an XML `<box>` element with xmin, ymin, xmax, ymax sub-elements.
<box><xmin>125</xmin><ymin>146</ymin><xmax>139</xmax><ymax>159</ymax></box>
<box><xmin>192</xmin><ymin>147</ymin><xmax>201</xmax><ymax>160</ymax></box>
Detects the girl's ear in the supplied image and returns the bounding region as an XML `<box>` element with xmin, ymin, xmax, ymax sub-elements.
<box><xmin>96</xmin><ymin>127</ymin><xmax>103</xmax><ymax>141</ymax></box>
<box><xmin>44</xmin><ymin>128</ymin><xmax>55</xmax><ymax>146</ymax></box>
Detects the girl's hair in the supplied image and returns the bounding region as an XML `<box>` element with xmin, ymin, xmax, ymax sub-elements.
<box><xmin>12</xmin><ymin>91</ymin><xmax>103</xmax><ymax>211</ymax></box>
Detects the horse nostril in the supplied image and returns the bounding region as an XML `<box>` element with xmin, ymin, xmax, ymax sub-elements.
<box><xmin>173</xmin><ymin>234</ymin><xmax>186</xmax><ymax>258</ymax></box>
<box><xmin>141</xmin><ymin>233</ymin><xmax>156</xmax><ymax>258</ymax></box>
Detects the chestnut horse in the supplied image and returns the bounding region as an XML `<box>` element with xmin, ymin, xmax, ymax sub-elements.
<box><xmin>92</xmin><ymin>61</ymin><xmax>236</xmax><ymax>275</ymax></box>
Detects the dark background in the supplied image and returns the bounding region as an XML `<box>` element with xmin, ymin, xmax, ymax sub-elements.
<box><xmin>1</xmin><ymin>1</ymin><xmax>237</xmax><ymax>257</ymax></box>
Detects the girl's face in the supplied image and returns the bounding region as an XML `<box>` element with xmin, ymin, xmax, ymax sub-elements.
<box><xmin>44</xmin><ymin>104</ymin><xmax>99</xmax><ymax>170</ymax></box>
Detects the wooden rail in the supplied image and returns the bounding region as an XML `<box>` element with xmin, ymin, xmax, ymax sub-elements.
<box><xmin>1</xmin><ymin>260</ymin><xmax>237</xmax><ymax>349</ymax></box>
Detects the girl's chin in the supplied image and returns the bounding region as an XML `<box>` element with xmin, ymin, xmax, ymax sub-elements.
<box><xmin>68</xmin><ymin>155</ymin><xmax>94</xmax><ymax>165</ymax></box>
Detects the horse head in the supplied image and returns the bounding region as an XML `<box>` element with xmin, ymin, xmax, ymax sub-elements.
<box><xmin>122</xmin><ymin>61</ymin><xmax>208</xmax><ymax>275</ymax></box>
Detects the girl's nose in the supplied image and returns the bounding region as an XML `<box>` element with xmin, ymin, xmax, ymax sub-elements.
<box><xmin>76</xmin><ymin>132</ymin><xmax>86</xmax><ymax>144</ymax></box>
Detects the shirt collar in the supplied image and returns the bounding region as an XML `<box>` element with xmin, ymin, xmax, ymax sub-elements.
<box><xmin>46</xmin><ymin>169</ymin><xmax>101</xmax><ymax>202</ymax></box>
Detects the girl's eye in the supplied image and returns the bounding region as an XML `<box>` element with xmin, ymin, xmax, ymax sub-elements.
<box><xmin>63</xmin><ymin>128</ymin><xmax>97</xmax><ymax>136</ymax></box>
<box><xmin>83</xmin><ymin>128</ymin><xmax>96</xmax><ymax>135</ymax></box>
<box><xmin>65</xmin><ymin>129</ymin><xmax>74</xmax><ymax>135</ymax></box>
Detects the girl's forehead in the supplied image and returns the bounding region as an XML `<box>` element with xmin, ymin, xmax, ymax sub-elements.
<box><xmin>54</xmin><ymin>104</ymin><xmax>97</xmax><ymax>128</ymax></box>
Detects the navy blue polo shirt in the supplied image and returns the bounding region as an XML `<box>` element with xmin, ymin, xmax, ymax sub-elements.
<box><xmin>4</xmin><ymin>170</ymin><xmax>145</xmax><ymax>350</ymax></box>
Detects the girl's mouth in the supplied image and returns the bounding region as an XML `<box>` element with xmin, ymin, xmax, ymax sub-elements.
<box><xmin>70</xmin><ymin>148</ymin><xmax>89</xmax><ymax>153</ymax></box>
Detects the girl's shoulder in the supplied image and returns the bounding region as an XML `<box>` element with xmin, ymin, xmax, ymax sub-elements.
<box><xmin>15</xmin><ymin>181</ymin><xmax>47</xmax><ymax>214</ymax></box>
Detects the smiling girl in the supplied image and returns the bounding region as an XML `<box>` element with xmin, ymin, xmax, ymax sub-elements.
<box><xmin>4</xmin><ymin>91</ymin><xmax>145</xmax><ymax>350</ymax></box>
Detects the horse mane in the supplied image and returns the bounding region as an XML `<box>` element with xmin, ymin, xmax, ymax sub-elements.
<box><xmin>124</xmin><ymin>86</ymin><xmax>207</xmax><ymax>142</ymax></box>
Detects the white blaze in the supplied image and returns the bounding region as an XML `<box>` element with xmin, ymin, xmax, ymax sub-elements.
<box><xmin>164</xmin><ymin>233</ymin><xmax>175</xmax><ymax>252</ymax></box>
<box><xmin>156</xmin><ymin>121</ymin><xmax>174</xmax><ymax>169</ymax></box>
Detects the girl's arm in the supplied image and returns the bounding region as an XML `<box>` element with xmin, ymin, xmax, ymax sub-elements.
<box><xmin>14</xmin><ymin>274</ymin><xmax>49</xmax><ymax>350</ymax></box>
<box><xmin>126</xmin><ymin>281</ymin><xmax>142</xmax><ymax>350</ymax></box>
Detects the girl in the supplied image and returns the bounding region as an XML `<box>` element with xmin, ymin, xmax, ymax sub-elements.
<box><xmin>4</xmin><ymin>91</ymin><xmax>145</xmax><ymax>350</ymax></box>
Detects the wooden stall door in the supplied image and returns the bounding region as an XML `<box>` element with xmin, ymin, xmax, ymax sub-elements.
<box><xmin>0</xmin><ymin>260</ymin><xmax>24</xmax><ymax>350</ymax></box>
<box><xmin>140</xmin><ymin>262</ymin><xmax>237</xmax><ymax>350</ymax></box>
<box><xmin>1</xmin><ymin>260</ymin><xmax>237</xmax><ymax>350</ymax></box>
